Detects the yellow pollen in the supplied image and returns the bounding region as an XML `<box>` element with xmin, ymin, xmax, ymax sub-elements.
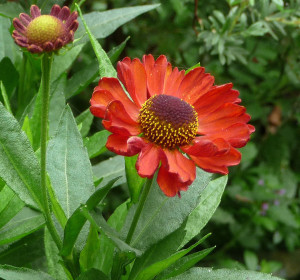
<box><xmin>26</xmin><ymin>15</ymin><xmax>65</xmax><ymax>45</ymax></box>
<box><xmin>139</xmin><ymin>95</ymin><xmax>198</xmax><ymax>149</ymax></box>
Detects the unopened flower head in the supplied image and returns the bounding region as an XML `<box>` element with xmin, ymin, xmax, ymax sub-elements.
<box><xmin>12</xmin><ymin>5</ymin><xmax>79</xmax><ymax>53</ymax></box>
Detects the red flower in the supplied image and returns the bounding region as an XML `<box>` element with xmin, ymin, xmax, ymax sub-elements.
<box><xmin>12</xmin><ymin>5</ymin><xmax>78</xmax><ymax>53</ymax></box>
<box><xmin>90</xmin><ymin>55</ymin><xmax>255</xmax><ymax>197</ymax></box>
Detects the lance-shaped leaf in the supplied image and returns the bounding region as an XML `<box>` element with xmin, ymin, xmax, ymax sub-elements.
<box><xmin>168</xmin><ymin>267</ymin><xmax>284</xmax><ymax>280</ymax></box>
<box><xmin>0</xmin><ymin>265</ymin><xmax>55</xmax><ymax>280</ymax></box>
<box><xmin>47</xmin><ymin>105</ymin><xmax>94</xmax><ymax>219</ymax></box>
<box><xmin>0</xmin><ymin>102</ymin><xmax>43</xmax><ymax>209</ymax></box>
<box><xmin>121</xmin><ymin>169</ymin><xmax>212</xmax><ymax>251</ymax></box>
<box><xmin>61</xmin><ymin>178</ymin><xmax>119</xmax><ymax>257</ymax></box>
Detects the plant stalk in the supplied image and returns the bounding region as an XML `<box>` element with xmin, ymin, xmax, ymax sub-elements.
<box><xmin>126</xmin><ymin>177</ymin><xmax>153</xmax><ymax>244</ymax></box>
<box><xmin>40</xmin><ymin>54</ymin><xmax>62</xmax><ymax>250</ymax></box>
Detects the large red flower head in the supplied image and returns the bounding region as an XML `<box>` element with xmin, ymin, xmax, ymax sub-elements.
<box><xmin>12</xmin><ymin>5</ymin><xmax>78</xmax><ymax>53</ymax></box>
<box><xmin>90</xmin><ymin>55</ymin><xmax>255</xmax><ymax>197</ymax></box>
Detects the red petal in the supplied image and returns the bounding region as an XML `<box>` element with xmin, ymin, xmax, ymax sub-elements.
<box><xmin>198</xmin><ymin>103</ymin><xmax>250</xmax><ymax>135</ymax></box>
<box><xmin>178</xmin><ymin>68</ymin><xmax>214</xmax><ymax>105</ymax></box>
<box><xmin>97</xmin><ymin>77</ymin><xmax>139</xmax><ymax>119</ymax></box>
<box><xmin>213</xmin><ymin>123</ymin><xmax>253</xmax><ymax>148</ymax></box>
<box><xmin>50</xmin><ymin>4</ymin><xmax>61</xmax><ymax>16</ymax></box>
<box><xmin>182</xmin><ymin>137</ymin><xmax>230</xmax><ymax>157</ymax></box>
<box><xmin>190</xmin><ymin>147</ymin><xmax>241</xmax><ymax>175</ymax></box>
<box><xmin>161</xmin><ymin>149</ymin><xmax>196</xmax><ymax>185</ymax></box>
<box><xmin>106</xmin><ymin>135</ymin><xmax>145</xmax><ymax>156</ymax></box>
<box><xmin>194</xmin><ymin>84</ymin><xmax>240</xmax><ymax>117</ymax></box>
<box><xmin>102</xmin><ymin>100</ymin><xmax>140</xmax><ymax>136</ymax></box>
<box><xmin>136</xmin><ymin>144</ymin><xmax>161</xmax><ymax>178</ymax></box>
<box><xmin>90</xmin><ymin>89</ymin><xmax>114</xmax><ymax>118</ymax></box>
<box><xmin>143</xmin><ymin>54</ymin><xmax>169</xmax><ymax>96</ymax></box>
<box><xmin>157</xmin><ymin>164</ymin><xmax>192</xmax><ymax>197</ymax></box>
<box><xmin>117</xmin><ymin>57</ymin><xmax>147</xmax><ymax>107</ymax></box>
<box><xmin>163</xmin><ymin>66</ymin><xmax>185</xmax><ymax>97</ymax></box>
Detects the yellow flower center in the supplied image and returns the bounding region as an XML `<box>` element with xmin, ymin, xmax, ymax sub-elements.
<box><xmin>139</xmin><ymin>95</ymin><xmax>198</xmax><ymax>149</ymax></box>
<box><xmin>26</xmin><ymin>15</ymin><xmax>65</xmax><ymax>45</ymax></box>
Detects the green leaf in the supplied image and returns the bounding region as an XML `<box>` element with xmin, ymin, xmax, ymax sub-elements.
<box><xmin>168</xmin><ymin>267</ymin><xmax>284</xmax><ymax>280</ymax></box>
<box><xmin>0</xmin><ymin>265</ymin><xmax>55</xmax><ymax>280</ymax></box>
<box><xmin>76</xmin><ymin>108</ymin><xmax>94</xmax><ymax>138</ymax></box>
<box><xmin>122</xmin><ymin>169</ymin><xmax>212</xmax><ymax>251</ymax></box>
<box><xmin>131</xmin><ymin>235</ymin><xmax>212</xmax><ymax>280</ymax></box>
<box><xmin>242</xmin><ymin>21</ymin><xmax>269</xmax><ymax>37</ymax></box>
<box><xmin>0</xmin><ymin>185</ymin><xmax>24</xmax><ymax>229</ymax></box>
<box><xmin>84</xmin><ymin>130</ymin><xmax>110</xmax><ymax>159</ymax></box>
<box><xmin>51</xmin><ymin>44</ymin><xmax>84</xmax><ymax>84</ymax></box>
<box><xmin>44</xmin><ymin>228</ymin><xmax>68</xmax><ymax>280</ymax></box>
<box><xmin>61</xmin><ymin>178</ymin><xmax>118</xmax><ymax>257</ymax></box>
<box><xmin>98</xmin><ymin>201</ymin><xmax>128</xmax><ymax>275</ymax></box>
<box><xmin>65</xmin><ymin>37</ymin><xmax>129</xmax><ymax>99</ymax></box>
<box><xmin>76</xmin><ymin>4</ymin><xmax>117</xmax><ymax>78</ymax></box>
<box><xmin>125</xmin><ymin>155</ymin><xmax>146</xmax><ymax>203</ymax></box>
<box><xmin>0</xmin><ymin>208</ymin><xmax>45</xmax><ymax>246</ymax></box>
<box><xmin>156</xmin><ymin>247</ymin><xmax>215</xmax><ymax>279</ymax></box>
<box><xmin>92</xmin><ymin>156</ymin><xmax>126</xmax><ymax>186</ymax></box>
<box><xmin>0</xmin><ymin>80</ymin><xmax>12</xmax><ymax>115</ymax></box>
<box><xmin>0</xmin><ymin>17</ymin><xmax>19</xmax><ymax>63</ymax></box>
<box><xmin>244</xmin><ymin>250</ymin><xmax>258</xmax><ymax>271</ymax></box>
<box><xmin>49</xmin><ymin>75</ymin><xmax>66</xmax><ymax>137</ymax></box>
<box><xmin>0</xmin><ymin>2</ymin><xmax>23</xmax><ymax>18</ymax></box>
<box><xmin>75</xmin><ymin>5</ymin><xmax>160</xmax><ymax>43</ymax></box>
<box><xmin>76</xmin><ymin>268</ymin><xmax>110</xmax><ymax>280</ymax></box>
<box><xmin>179</xmin><ymin>175</ymin><xmax>228</xmax><ymax>247</ymax></box>
<box><xmin>0</xmin><ymin>57</ymin><xmax>19</xmax><ymax>99</ymax></box>
<box><xmin>79</xmin><ymin>224</ymin><xmax>102</xmax><ymax>272</ymax></box>
<box><xmin>0</xmin><ymin>102</ymin><xmax>43</xmax><ymax>209</ymax></box>
<box><xmin>47</xmin><ymin>105</ymin><xmax>94</xmax><ymax>218</ymax></box>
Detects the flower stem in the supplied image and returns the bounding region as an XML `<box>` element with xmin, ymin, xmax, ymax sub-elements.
<box><xmin>126</xmin><ymin>178</ymin><xmax>153</xmax><ymax>244</ymax></box>
<box><xmin>41</xmin><ymin>54</ymin><xmax>62</xmax><ymax>250</ymax></box>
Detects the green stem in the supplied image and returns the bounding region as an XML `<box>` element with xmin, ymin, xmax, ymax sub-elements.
<box><xmin>40</xmin><ymin>54</ymin><xmax>62</xmax><ymax>250</ymax></box>
<box><xmin>126</xmin><ymin>178</ymin><xmax>153</xmax><ymax>244</ymax></box>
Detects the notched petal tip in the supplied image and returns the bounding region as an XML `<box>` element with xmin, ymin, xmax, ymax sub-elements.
<box><xmin>58</xmin><ymin>6</ymin><xmax>71</xmax><ymax>20</ymax></box>
<box><xmin>50</xmin><ymin>4</ymin><xmax>61</xmax><ymax>16</ymax></box>
<box><xmin>19</xmin><ymin>13</ymin><xmax>32</xmax><ymax>26</ymax></box>
<box><xmin>30</xmin><ymin>5</ymin><xmax>41</xmax><ymax>18</ymax></box>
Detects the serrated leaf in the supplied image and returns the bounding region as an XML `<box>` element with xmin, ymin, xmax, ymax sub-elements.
<box><xmin>75</xmin><ymin>5</ymin><xmax>160</xmax><ymax>44</ymax></box>
<box><xmin>121</xmin><ymin>169</ymin><xmax>212</xmax><ymax>251</ymax></box>
<box><xmin>179</xmin><ymin>175</ymin><xmax>228</xmax><ymax>247</ymax></box>
<box><xmin>47</xmin><ymin>105</ymin><xmax>94</xmax><ymax>219</ymax></box>
<box><xmin>0</xmin><ymin>208</ymin><xmax>44</xmax><ymax>246</ymax></box>
<box><xmin>61</xmin><ymin>178</ymin><xmax>118</xmax><ymax>257</ymax></box>
<box><xmin>76</xmin><ymin>4</ymin><xmax>116</xmax><ymax>78</ymax></box>
<box><xmin>0</xmin><ymin>102</ymin><xmax>43</xmax><ymax>209</ymax></box>
<box><xmin>168</xmin><ymin>267</ymin><xmax>283</xmax><ymax>280</ymax></box>
<box><xmin>0</xmin><ymin>265</ymin><xmax>55</xmax><ymax>280</ymax></box>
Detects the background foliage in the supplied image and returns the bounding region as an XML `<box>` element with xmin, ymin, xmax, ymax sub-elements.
<box><xmin>0</xmin><ymin>0</ymin><xmax>299</xmax><ymax>279</ymax></box>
